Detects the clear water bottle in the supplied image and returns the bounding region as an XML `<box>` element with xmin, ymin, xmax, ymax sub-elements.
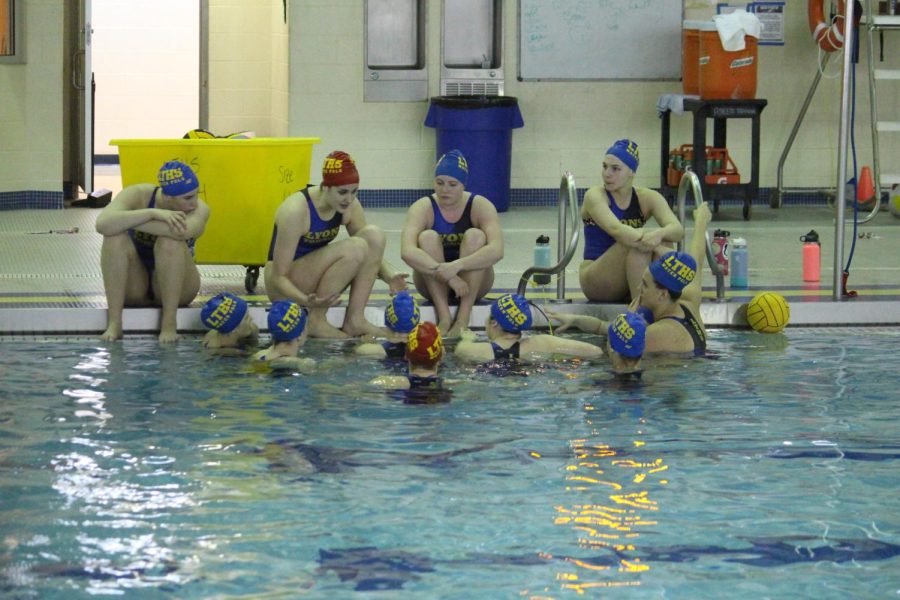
<box><xmin>533</xmin><ymin>235</ymin><xmax>551</xmax><ymax>285</ymax></box>
<box><xmin>730</xmin><ymin>237</ymin><xmax>748</xmax><ymax>288</ymax></box>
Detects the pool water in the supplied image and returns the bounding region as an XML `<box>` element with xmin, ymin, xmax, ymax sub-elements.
<box><xmin>0</xmin><ymin>330</ymin><xmax>898</xmax><ymax>598</ymax></box>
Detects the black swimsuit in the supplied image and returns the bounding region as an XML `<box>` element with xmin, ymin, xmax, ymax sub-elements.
<box><xmin>396</xmin><ymin>375</ymin><xmax>451</xmax><ymax>404</ymax></box>
<box><xmin>659</xmin><ymin>303</ymin><xmax>706</xmax><ymax>355</ymax></box>
<box><xmin>491</xmin><ymin>342</ymin><xmax>521</xmax><ymax>360</ymax></box>
<box><xmin>381</xmin><ymin>341</ymin><xmax>407</xmax><ymax>359</ymax></box>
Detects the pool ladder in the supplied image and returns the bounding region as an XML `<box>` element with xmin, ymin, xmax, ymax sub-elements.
<box><xmin>517</xmin><ymin>172</ymin><xmax>581</xmax><ymax>300</ymax></box>
<box><xmin>677</xmin><ymin>169</ymin><xmax>726</xmax><ymax>302</ymax></box>
<box><xmin>517</xmin><ymin>170</ymin><xmax>725</xmax><ymax>303</ymax></box>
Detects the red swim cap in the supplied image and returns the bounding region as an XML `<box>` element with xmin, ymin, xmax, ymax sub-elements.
<box><xmin>405</xmin><ymin>322</ymin><xmax>443</xmax><ymax>368</ymax></box>
<box><xmin>321</xmin><ymin>150</ymin><xmax>359</xmax><ymax>187</ymax></box>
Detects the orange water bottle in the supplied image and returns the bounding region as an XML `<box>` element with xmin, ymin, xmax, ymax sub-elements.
<box><xmin>800</xmin><ymin>230</ymin><xmax>820</xmax><ymax>282</ymax></box>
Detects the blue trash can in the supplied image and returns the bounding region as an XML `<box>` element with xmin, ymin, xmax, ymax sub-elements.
<box><xmin>424</xmin><ymin>96</ymin><xmax>524</xmax><ymax>213</ymax></box>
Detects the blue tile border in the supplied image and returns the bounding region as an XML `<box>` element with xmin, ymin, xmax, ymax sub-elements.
<box><xmin>0</xmin><ymin>191</ymin><xmax>64</xmax><ymax>210</ymax></box>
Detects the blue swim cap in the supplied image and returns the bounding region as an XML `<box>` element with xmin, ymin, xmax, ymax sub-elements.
<box><xmin>490</xmin><ymin>294</ymin><xmax>533</xmax><ymax>333</ymax></box>
<box><xmin>605</xmin><ymin>139</ymin><xmax>640</xmax><ymax>173</ymax></box>
<box><xmin>608</xmin><ymin>311</ymin><xmax>647</xmax><ymax>358</ymax></box>
<box><xmin>268</xmin><ymin>300</ymin><xmax>308</xmax><ymax>342</ymax></box>
<box><xmin>434</xmin><ymin>149</ymin><xmax>468</xmax><ymax>186</ymax></box>
<box><xmin>201</xmin><ymin>292</ymin><xmax>248</xmax><ymax>333</ymax></box>
<box><xmin>384</xmin><ymin>291</ymin><xmax>420</xmax><ymax>333</ymax></box>
<box><xmin>649</xmin><ymin>251</ymin><xmax>697</xmax><ymax>293</ymax></box>
<box><xmin>158</xmin><ymin>160</ymin><xmax>199</xmax><ymax>196</ymax></box>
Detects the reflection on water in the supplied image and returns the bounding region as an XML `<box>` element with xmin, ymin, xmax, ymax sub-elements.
<box><xmin>553</xmin><ymin>402</ymin><xmax>666</xmax><ymax>592</ymax></box>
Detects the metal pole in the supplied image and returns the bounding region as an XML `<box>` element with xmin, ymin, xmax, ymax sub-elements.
<box><xmin>833</xmin><ymin>0</ymin><xmax>856</xmax><ymax>300</ymax></box>
<box><xmin>863</xmin><ymin>0</ymin><xmax>883</xmax><ymax>223</ymax></box>
<box><xmin>556</xmin><ymin>181</ymin><xmax>567</xmax><ymax>300</ymax></box>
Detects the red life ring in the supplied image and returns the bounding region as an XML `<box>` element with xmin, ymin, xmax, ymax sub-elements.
<box><xmin>808</xmin><ymin>0</ymin><xmax>846</xmax><ymax>52</ymax></box>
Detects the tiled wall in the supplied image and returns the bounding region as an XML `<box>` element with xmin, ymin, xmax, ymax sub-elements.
<box><xmin>0</xmin><ymin>0</ymin><xmax>63</xmax><ymax>197</ymax></box>
<box><xmin>288</xmin><ymin>1</ymin><xmax>899</xmax><ymax>193</ymax></box>
<box><xmin>208</xmin><ymin>0</ymin><xmax>288</xmax><ymax>137</ymax></box>
<box><xmin>1</xmin><ymin>1</ymin><xmax>897</xmax><ymax>206</ymax></box>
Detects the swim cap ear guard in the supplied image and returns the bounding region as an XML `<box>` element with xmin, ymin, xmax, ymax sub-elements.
<box><xmin>268</xmin><ymin>300</ymin><xmax>308</xmax><ymax>342</ymax></box>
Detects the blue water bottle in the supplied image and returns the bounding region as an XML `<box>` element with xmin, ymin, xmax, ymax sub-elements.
<box><xmin>533</xmin><ymin>235</ymin><xmax>551</xmax><ymax>285</ymax></box>
<box><xmin>730</xmin><ymin>237</ymin><xmax>748</xmax><ymax>288</ymax></box>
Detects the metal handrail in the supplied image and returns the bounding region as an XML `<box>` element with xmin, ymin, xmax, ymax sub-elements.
<box><xmin>774</xmin><ymin>52</ymin><xmax>833</xmax><ymax>208</ymax></box>
<box><xmin>676</xmin><ymin>169</ymin><xmax>726</xmax><ymax>302</ymax></box>
<box><xmin>517</xmin><ymin>172</ymin><xmax>581</xmax><ymax>299</ymax></box>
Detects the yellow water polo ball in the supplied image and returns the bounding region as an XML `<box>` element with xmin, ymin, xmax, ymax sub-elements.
<box><xmin>888</xmin><ymin>184</ymin><xmax>900</xmax><ymax>218</ymax></box>
<box><xmin>747</xmin><ymin>292</ymin><xmax>790</xmax><ymax>333</ymax></box>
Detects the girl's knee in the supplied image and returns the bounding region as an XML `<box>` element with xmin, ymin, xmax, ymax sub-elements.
<box><xmin>418</xmin><ymin>229</ymin><xmax>441</xmax><ymax>249</ymax></box>
<box><xmin>344</xmin><ymin>236</ymin><xmax>369</xmax><ymax>263</ymax></box>
<box><xmin>461</xmin><ymin>228</ymin><xmax>487</xmax><ymax>251</ymax></box>
<box><xmin>101</xmin><ymin>232</ymin><xmax>133</xmax><ymax>252</ymax></box>
<box><xmin>154</xmin><ymin>236</ymin><xmax>187</xmax><ymax>258</ymax></box>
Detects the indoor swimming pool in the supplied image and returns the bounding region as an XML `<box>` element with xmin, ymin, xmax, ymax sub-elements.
<box><xmin>0</xmin><ymin>329</ymin><xmax>898</xmax><ymax>598</ymax></box>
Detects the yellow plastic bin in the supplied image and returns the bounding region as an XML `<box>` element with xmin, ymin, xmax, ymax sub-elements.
<box><xmin>111</xmin><ymin>137</ymin><xmax>320</xmax><ymax>291</ymax></box>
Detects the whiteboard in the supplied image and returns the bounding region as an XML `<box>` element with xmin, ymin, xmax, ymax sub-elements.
<box><xmin>518</xmin><ymin>0</ymin><xmax>683</xmax><ymax>81</ymax></box>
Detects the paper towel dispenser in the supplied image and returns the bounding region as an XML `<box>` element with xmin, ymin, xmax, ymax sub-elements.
<box><xmin>364</xmin><ymin>0</ymin><xmax>427</xmax><ymax>101</ymax></box>
<box><xmin>441</xmin><ymin>0</ymin><xmax>503</xmax><ymax>96</ymax></box>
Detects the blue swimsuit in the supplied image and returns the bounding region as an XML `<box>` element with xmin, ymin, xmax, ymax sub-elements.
<box><xmin>128</xmin><ymin>187</ymin><xmax>196</xmax><ymax>274</ymax></box>
<box><xmin>430</xmin><ymin>195</ymin><xmax>474</xmax><ymax>262</ymax></box>
<box><xmin>583</xmin><ymin>189</ymin><xmax>646</xmax><ymax>260</ymax></box>
<box><xmin>268</xmin><ymin>186</ymin><xmax>343</xmax><ymax>261</ymax></box>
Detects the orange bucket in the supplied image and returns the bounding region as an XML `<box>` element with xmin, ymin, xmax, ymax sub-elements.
<box><xmin>682</xmin><ymin>21</ymin><xmax>715</xmax><ymax>96</ymax></box>
<box><xmin>698</xmin><ymin>29</ymin><xmax>758</xmax><ymax>99</ymax></box>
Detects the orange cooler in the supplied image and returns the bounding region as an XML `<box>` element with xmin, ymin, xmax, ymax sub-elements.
<box><xmin>698</xmin><ymin>29</ymin><xmax>758</xmax><ymax>99</ymax></box>
<box><xmin>682</xmin><ymin>21</ymin><xmax>716</xmax><ymax>96</ymax></box>
<box><xmin>111</xmin><ymin>137</ymin><xmax>319</xmax><ymax>266</ymax></box>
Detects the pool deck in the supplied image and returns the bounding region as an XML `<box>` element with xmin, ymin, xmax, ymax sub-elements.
<box><xmin>3</xmin><ymin>171</ymin><xmax>900</xmax><ymax>335</ymax></box>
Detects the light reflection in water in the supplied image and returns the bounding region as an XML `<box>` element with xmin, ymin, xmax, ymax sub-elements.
<box><xmin>46</xmin><ymin>348</ymin><xmax>196</xmax><ymax>591</ymax></box>
<box><xmin>551</xmin><ymin>402</ymin><xmax>667</xmax><ymax>593</ymax></box>
<box><xmin>65</xmin><ymin>349</ymin><xmax>111</xmax><ymax>423</ymax></box>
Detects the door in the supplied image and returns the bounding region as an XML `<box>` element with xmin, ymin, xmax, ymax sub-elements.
<box><xmin>63</xmin><ymin>0</ymin><xmax>203</xmax><ymax>199</ymax></box>
<box><xmin>62</xmin><ymin>0</ymin><xmax>92</xmax><ymax>198</ymax></box>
